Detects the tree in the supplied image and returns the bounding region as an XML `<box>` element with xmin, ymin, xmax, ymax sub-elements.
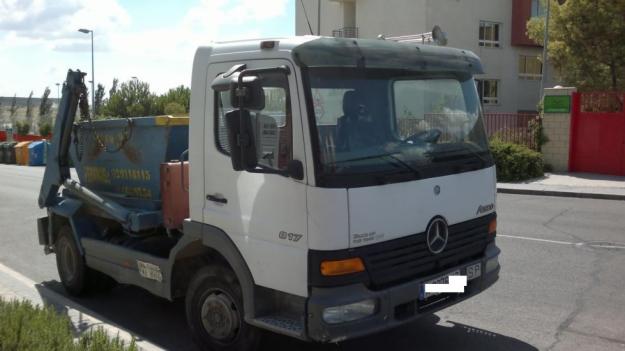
<box><xmin>527</xmin><ymin>0</ymin><xmax>625</xmax><ymax>91</ymax></box>
<box><xmin>109</xmin><ymin>78</ymin><xmax>119</xmax><ymax>97</ymax></box>
<box><xmin>164</xmin><ymin>102</ymin><xmax>186</xmax><ymax>116</ymax></box>
<box><xmin>101</xmin><ymin>78</ymin><xmax>158</xmax><ymax>117</ymax></box>
<box><xmin>94</xmin><ymin>83</ymin><xmax>105</xmax><ymax>117</ymax></box>
<box><xmin>39</xmin><ymin>87</ymin><xmax>53</xmax><ymax>121</ymax></box>
<box><xmin>39</xmin><ymin>121</ymin><xmax>53</xmax><ymax>137</ymax></box>
<box><xmin>15</xmin><ymin>121</ymin><xmax>30</xmax><ymax>135</ymax></box>
<box><xmin>9</xmin><ymin>95</ymin><xmax>18</xmax><ymax>122</ymax></box>
<box><xmin>26</xmin><ymin>90</ymin><xmax>33</xmax><ymax>123</ymax></box>
<box><xmin>162</xmin><ymin>85</ymin><xmax>191</xmax><ymax>112</ymax></box>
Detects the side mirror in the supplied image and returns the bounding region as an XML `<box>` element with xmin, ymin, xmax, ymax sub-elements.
<box><xmin>225</xmin><ymin>110</ymin><xmax>258</xmax><ymax>171</ymax></box>
<box><xmin>230</xmin><ymin>76</ymin><xmax>265</xmax><ymax>110</ymax></box>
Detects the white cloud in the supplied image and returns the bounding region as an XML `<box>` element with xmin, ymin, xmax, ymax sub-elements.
<box><xmin>0</xmin><ymin>0</ymin><xmax>129</xmax><ymax>50</ymax></box>
<box><xmin>0</xmin><ymin>0</ymin><xmax>292</xmax><ymax>96</ymax></box>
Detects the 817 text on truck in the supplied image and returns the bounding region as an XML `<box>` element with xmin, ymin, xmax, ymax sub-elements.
<box><xmin>37</xmin><ymin>36</ymin><xmax>500</xmax><ymax>351</ymax></box>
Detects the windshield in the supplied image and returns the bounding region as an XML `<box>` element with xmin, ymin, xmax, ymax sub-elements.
<box><xmin>307</xmin><ymin>68</ymin><xmax>492</xmax><ymax>187</ymax></box>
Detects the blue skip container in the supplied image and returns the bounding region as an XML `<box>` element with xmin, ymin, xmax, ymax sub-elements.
<box><xmin>71</xmin><ymin>116</ymin><xmax>189</xmax><ymax>208</ymax></box>
<box><xmin>28</xmin><ymin>140</ymin><xmax>49</xmax><ymax>166</ymax></box>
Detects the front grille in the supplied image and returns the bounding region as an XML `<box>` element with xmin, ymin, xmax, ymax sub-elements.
<box><xmin>362</xmin><ymin>214</ymin><xmax>494</xmax><ymax>289</ymax></box>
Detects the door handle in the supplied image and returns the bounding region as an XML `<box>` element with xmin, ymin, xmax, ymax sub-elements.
<box><xmin>206</xmin><ymin>194</ymin><xmax>228</xmax><ymax>204</ymax></box>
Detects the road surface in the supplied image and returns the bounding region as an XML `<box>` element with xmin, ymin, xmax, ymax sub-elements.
<box><xmin>1</xmin><ymin>164</ymin><xmax>624</xmax><ymax>350</ymax></box>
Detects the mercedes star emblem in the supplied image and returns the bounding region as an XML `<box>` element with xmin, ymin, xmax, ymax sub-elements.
<box><xmin>426</xmin><ymin>217</ymin><xmax>449</xmax><ymax>254</ymax></box>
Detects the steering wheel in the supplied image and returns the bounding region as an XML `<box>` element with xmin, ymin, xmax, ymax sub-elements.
<box><xmin>405</xmin><ymin>128</ymin><xmax>442</xmax><ymax>144</ymax></box>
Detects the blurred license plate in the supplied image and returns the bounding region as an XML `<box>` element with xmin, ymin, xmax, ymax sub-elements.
<box><xmin>466</xmin><ymin>262</ymin><xmax>481</xmax><ymax>280</ymax></box>
<box><xmin>419</xmin><ymin>263</ymin><xmax>481</xmax><ymax>300</ymax></box>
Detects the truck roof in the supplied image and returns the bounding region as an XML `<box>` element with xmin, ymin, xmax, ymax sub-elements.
<box><xmin>195</xmin><ymin>36</ymin><xmax>483</xmax><ymax>75</ymax></box>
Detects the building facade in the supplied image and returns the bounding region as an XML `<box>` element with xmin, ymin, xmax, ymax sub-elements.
<box><xmin>296</xmin><ymin>0</ymin><xmax>556</xmax><ymax>113</ymax></box>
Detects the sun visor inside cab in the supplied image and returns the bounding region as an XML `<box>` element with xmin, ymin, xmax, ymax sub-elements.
<box><xmin>292</xmin><ymin>37</ymin><xmax>484</xmax><ymax>75</ymax></box>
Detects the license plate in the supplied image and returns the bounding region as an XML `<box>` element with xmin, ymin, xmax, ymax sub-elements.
<box><xmin>137</xmin><ymin>260</ymin><xmax>163</xmax><ymax>282</ymax></box>
<box><xmin>419</xmin><ymin>263</ymin><xmax>481</xmax><ymax>300</ymax></box>
<box><xmin>466</xmin><ymin>262</ymin><xmax>482</xmax><ymax>281</ymax></box>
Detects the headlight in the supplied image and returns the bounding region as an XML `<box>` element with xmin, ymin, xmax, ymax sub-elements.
<box><xmin>322</xmin><ymin>299</ymin><xmax>377</xmax><ymax>324</ymax></box>
<box><xmin>485</xmin><ymin>255</ymin><xmax>499</xmax><ymax>273</ymax></box>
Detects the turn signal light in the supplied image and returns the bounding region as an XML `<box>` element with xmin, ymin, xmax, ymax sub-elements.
<box><xmin>488</xmin><ymin>218</ymin><xmax>497</xmax><ymax>235</ymax></box>
<box><xmin>321</xmin><ymin>258</ymin><xmax>365</xmax><ymax>276</ymax></box>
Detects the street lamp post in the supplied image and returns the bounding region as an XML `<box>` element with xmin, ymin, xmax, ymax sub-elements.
<box><xmin>539</xmin><ymin>0</ymin><xmax>566</xmax><ymax>100</ymax></box>
<box><xmin>539</xmin><ymin>0</ymin><xmax>551</xmax><ymax>99</ymax></box>
<box><xmin>78</xmin><ymin>28</ymin><xmax>95</xmax><ymax>118</ymax></box>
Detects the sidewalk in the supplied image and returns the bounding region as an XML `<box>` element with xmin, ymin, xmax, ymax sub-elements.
<box><xmin>0</xmin><ymin>262</ymin><xmax>163</xmax><ymax>351</ymax></box>
<box><xmin>497</xmin><ymin>172</ymin><xmax>625</xmax><ymax>200</ymax></box>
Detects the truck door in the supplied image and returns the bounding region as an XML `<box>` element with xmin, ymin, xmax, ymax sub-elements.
<box><xmin>203</xmin><ymin>60</ymin><xmax>309</xmax><ymax>297</ymax></box>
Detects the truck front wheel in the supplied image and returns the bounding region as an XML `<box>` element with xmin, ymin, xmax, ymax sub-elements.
<box><xmin>186</xmin><ymin>265</ymin><xmax>260</xmax><ymax>351</ymax></box>
<box><xmin>55</xmin><ymin>226</ymin><xmax>116</xmax><ymax>296</ymax></box>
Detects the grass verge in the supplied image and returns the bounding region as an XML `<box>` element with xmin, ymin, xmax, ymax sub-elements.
<box><xmin>0</xmin><ymin>298</ymin><xmax>137</xmax><ymax>351</ymax></box>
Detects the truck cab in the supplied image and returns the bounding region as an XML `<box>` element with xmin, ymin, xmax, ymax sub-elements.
<box><xmin>39</xmin><ymin>36</ymin><xmax>499</xmax><ymax>350</ymax></box>
<box><xmin>187</xmin><ymin>36</ymin><xmax>499</xmax><ymax>344</ymax></box>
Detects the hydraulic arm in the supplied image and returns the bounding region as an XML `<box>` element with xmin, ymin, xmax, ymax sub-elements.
<box><xmin>38</xmin><ymin>70</ymin><xmax>88</xmax><ymax>208</ymax></box>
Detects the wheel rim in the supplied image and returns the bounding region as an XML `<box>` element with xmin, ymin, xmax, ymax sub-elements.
<box><xmin>200</xmin><ymin>289</ymin><xmax>241</xmax><ymax>342</ymax></box>
<box><xmin>59</xmin><ymin>238</ymin><xmax>77</xmax><ymax>281</ymax></box>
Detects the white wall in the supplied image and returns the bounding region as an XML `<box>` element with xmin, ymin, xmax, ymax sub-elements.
<box><xmin>355</xmin><ymin>0</ymin><xmax>428</xmax><ymax>38</ymax></box>
<box><xmin>296</xmin><ymin>0</ymin><xmax>343</xmax><ymax>36</ymax></box>
<box><xmin>295</xmin><ymin>0</ymin><xmax>553</xmax><ymax>113</ymax></box>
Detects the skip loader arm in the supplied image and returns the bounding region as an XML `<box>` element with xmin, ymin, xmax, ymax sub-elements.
<box><xmin>38</xmin><ymin>70</ymin><xmax>88</xmax><ymax>208</ymax></box>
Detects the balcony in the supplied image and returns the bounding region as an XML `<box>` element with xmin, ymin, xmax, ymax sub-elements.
<box><xmin>332</xmin><ymin>27</ymin><xmax>359</xmax><ymax>38</ymax></box>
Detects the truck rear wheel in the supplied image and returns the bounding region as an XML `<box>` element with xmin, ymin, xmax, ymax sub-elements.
<box><xmin>186</xmin><ymin>265</ymin><xmax>260</xmax><ymax>351</ymax></box>
<box><xmin>55</xmin><ymin>226</ymin><xmax>116</xmax><ymax>296</ymax></box>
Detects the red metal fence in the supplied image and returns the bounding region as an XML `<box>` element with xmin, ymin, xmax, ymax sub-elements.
<box><xmin>483</xmin><ymin>113</ymin><xmax>539</xmax><ymax>150</ymax></box>
<box><xmin>0</xmin><ymin>132</ymin><xmax>48</xmax><ymax>142</ymax></box>
<box><xmin>570</xmin><ymin>92</ymin><xmax>625</xmax><ymax>176</ymax></box>
<box><xmin>397</xmin><ymin>112</ymin><xmax>540</xmax><ymax>150</ymax></box>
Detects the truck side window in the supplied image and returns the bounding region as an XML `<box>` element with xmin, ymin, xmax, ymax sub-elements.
<box><xmin>215</xmin><ymin>72</ymin><xmax>293</xmax><ymax>171</ymax></box>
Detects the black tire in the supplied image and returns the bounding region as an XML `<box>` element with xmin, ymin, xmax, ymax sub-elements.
<box><xmin>55</xmin><ymin>226</ymin><xmax>89</xmax><ymax>296</ymax></box>
<box><xmin>55</xmin><ymin>226</ymin><xmax>117</xmax><ymax>296</ymax></box>
<box><xmin>186</xmin><ymin>265</ymin><xmax>260</xmax><ymax>351</ymax></box>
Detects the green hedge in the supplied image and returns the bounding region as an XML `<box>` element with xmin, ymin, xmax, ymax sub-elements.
<box><xmin>0</xmin><ymin>299</ymin><xmax>136</xmax><ymax>351</ymax></box>
<box><xmin>490</xmin><ymin>140</ymin><xmax>544</xmax><ymax>182</ymax></box>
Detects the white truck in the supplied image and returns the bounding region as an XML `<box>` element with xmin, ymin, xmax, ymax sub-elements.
<box><xmin>38</xmin><ymin>36</ymin><xmax>500</xmax><ymax>350</ymax></box>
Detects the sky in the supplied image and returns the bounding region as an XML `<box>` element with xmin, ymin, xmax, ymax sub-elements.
<box><xmin>0</xmin><ymin>0</ymin><xmax>295</xmax><ymax>98</ymax></box>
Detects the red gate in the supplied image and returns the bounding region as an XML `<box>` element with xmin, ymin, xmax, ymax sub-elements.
<box><xmin>569</xmin><ymin>92</ymin><xmax>625</xmax><ymax>176</ymax></box>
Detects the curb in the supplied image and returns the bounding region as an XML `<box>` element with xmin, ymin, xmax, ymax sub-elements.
<box><xmin>0</xmin><ymin>262</ymin><xmax>163</xmax><ymax>351</ymax></box>
<box><xmin>497</xmin><ymin>187</ymin><xmax>625</xmax><ymax>201</ymax></box>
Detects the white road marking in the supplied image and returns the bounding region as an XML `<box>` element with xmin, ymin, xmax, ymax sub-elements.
<box><xmin>498</xmin><ymin>234</ymin><xmax>580</xmax><ymax>246</ymax></box>
<box><xmin>0</xmin><ymin>261</ymin><xmax>37</xmax><ymax>286</ymax></box>
<box><xmin>499</xmin><ymin>234</ymin><xmax>625</xmax><ymax>250</ymax></box>
<box><xmin>588</xmin><ymin>243</ymin><xmax>625</xmax><ymax>250</ymax></box>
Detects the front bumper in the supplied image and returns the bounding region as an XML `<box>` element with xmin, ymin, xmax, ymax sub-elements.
<box><xmin>306</xmin><ymin>242</ymin><xmax>500</xmax><ymax>343</ymax></box>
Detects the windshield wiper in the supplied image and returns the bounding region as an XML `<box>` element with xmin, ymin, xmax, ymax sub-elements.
<box><xmin>329</xmin><ymin>153</ymin><xmax>398</xmax><ymax>165</ymax></box>
<box><xmin>429</xmin><ymin>145</ymin><xmax>490</xmax><ymax>165</ymax></box>
<box><xmin>462</xmin><ymin>146</ymin><xmax>491</xmax><ymax>165</ymax></box>
<box><xmin>329</xmin><ymin>153</ymin><xmax>422</xmax><ymax>178</ymax></box>
<box><xmin>385</xmin><ymin>153</ymin><xmax>422</xmax><ymax>178</ymax></box>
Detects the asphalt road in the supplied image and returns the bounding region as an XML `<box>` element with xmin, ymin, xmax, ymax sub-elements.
<box><xmin>1</xmin><ymin>164</ymin><xmax>624</xmax><ymax>351</ymax></box>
